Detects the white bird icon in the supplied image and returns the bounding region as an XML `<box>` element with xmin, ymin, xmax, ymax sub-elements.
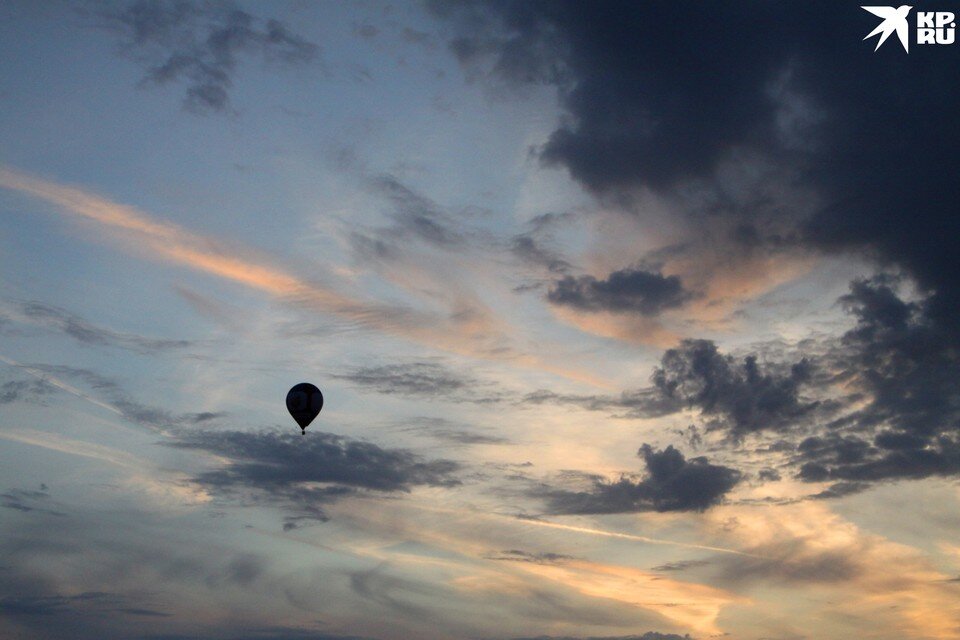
<box><xmin>862</xmin><ymin>5</ymin><xmax>913</xmax><ymax>53</ymax></box>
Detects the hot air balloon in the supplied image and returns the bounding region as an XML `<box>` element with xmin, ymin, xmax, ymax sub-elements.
<box><xmin>286</xmin><ymin>383</ymin><xmax>323</xmax><ymax>434</ymax></box>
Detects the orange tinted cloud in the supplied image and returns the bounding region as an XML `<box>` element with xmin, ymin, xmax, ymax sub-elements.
<box><xmin>0</xmin><ymin>166</ymin><xmax>599</xmax><ymax>383</ymax></box>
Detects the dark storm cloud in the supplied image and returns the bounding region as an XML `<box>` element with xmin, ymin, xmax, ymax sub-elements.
<box><xmin>534</xmin><ymin>444</ymin><xmax>740</xmax><ymax>514</ymax></box>
<box><xmin>547</xmin><ymin>268</ymin><xmax>692</xmax><ymax>315</ymax></box>
<box><xmin>333</xmin><ymin>362</ymin><xmax>506</xmax><ymax>404</ymax></box>
<box><xmin>521</xmin><ymin>278</ymin><xmax>960</xmax><ymax>493</ymax></box>
<box><xmin>511</xmin><ymin>211</ymin><xmax>575</xmax><ymax>274</ymax></box>
<box><xmin>95</xmin><ymin>0</ymin><xmax>318</xmax><ymax>112</ymax></box>
<box><xmin>15</xmin><ymin>301</ymin><xmax>192</xmax><ymax>352</ymax></box>
<box><xmin>170</xmin><ymin>429</ymin><xmax>460</xmax><ymax>524</ymax></box>
<box><xmin>835</xmin><ymin>277</ymin><xmax>960</xmax><ymax>437</ymax></box>
<box><xmin>432</xmin><ymin>0</ymin><xmax>960</xmax><ymax>346</ymax></box>
<box><xmin>649</xmin><ymin>339</ymin><xmax>817</xmax><ymax>438</ymax></box>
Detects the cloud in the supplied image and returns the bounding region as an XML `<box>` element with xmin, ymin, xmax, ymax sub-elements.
<box><xmin>505</xmin><ymin>635</ymin><xmax>691</xmax><ymax>640</ymax></box>
<box><xmin>0</xmin><ymin>167</ymin><xmax>587</xmax><ymax>383</ymax></box>
<box><xmin>511</xmin><ymin>212</ymin><xmax>575</xmax><ymax>275</ymax></box>
<box><xmin>486</xmin><ymin>549</ymin><xmax>575</xmax><ymax>564</ymax></box>
<box><xmin>169</xmin><ymin>428</ymin><xmax>461</xmax><ymax>525</ymax></box>
<box><xmin>367</xmin><ymin>174</ymin><xmax>466</xmax><ymax>248</ymax></box>
<box><xmin>0</xmin><ymin>378</ymin><xmax>55</xmax><ymax>405</ymax></box>
<box><xmin>5</xmin><ymin>300</ymin><xmax>191</xmax><ymax>353</ymax></box>
<box><xmin>511</xmin><ymin>234</ymin><xmax>572</xmax><ymax>274</ymax></box>
<box><xmin>399</xmin><ymin>417</ymin><xmax>512</xmax><ymax>446</ymax></box>
<box><xmin>534</xmin><ymin>445</ymin><xmax>741</xmax><ymax>514</ymax></box>
<box><xmin>649</xmin><ymin>339</ymin><xmax>817</xmax><ymax>438</ymax></box>
<box><xmin>519</xmin><ymin>387</ymin><xmax>677</xmax><ymax>419</ymax></box>
<box><xmin>95</xmin><ymin>0</ymin><xmax>319</xmax><ymax>112</ymax></box>
<box><xmin>15</xmin><ymin>363</ymin><xmax>220</xmax><ymax>432</ymax></box>
<box><xmin>332</xmin><ymin>362</ymin><xmax>506</xmax><ymax>404</ymax></box>
<box><xmin>0</xmin><ymin>591</ymin><xmax>120</xmax><ymax>617</ymax></box>
<box><xmin>0</xmin><ymin>486</ymin><xmax>64</xmax><ymax>517</ymax></box>
<box><xmin>143</xmin><ymin>633</ymin><xmax>374</xmax><ymax>640</ymax></box>
<box><xmin>433</xmin><ymin>2</ymin><xmax>960</xmax><ymax>351</ymax></box>
<box><xmin>650</xmin><ymin>560</ymin><xmax>710</xmax><ymax>573</ymax></box>
<box><xmin>547</xmin><ymin>269</ymin><xmax>692</xmax><ymax>316</ymax></box>
<box><xmin>783</xmin><ymin>278</ymin><xmax>960</xmax><ymax>486</ymax></box>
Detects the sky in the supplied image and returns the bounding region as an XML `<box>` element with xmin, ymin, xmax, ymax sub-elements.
<box><xmin>1</xmin><ymin>1</ymin><xmax>960</xmax><ymax>639</ymax></box>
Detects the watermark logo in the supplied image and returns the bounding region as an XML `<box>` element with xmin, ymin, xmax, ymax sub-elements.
<box><xmin>863</xmin><ymin>5</ymin><xmax>913</xmax><ymax>52</ymax></box>
<box><xmin>862</xmin><ymin>5</ymin><xmax>957</xmax><ymax>52</ymax></box>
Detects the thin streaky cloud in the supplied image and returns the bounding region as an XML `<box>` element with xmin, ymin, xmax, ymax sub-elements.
<box><xmin>0</xmin><ymin>429</ymin><xmax>147</xmax><ymax>470</ymax></box>
<box><xmin>387</xmin><ymin>500</ymin><xmax>758</xmax><ymax>558</ymax></box>
<box><xmin>0</xmin><ymin>353</ymin><xmax>124</xmax><ymax>417</ymax></box>
<box><xmin>511</xmin><ymin>516</ymin><xmax>760</xmax><ymax>558</ymax></box>
<box><xmin>0</xmin><ymin>167</ymin><xmax>602</xmax><ymax>385</ymax></box>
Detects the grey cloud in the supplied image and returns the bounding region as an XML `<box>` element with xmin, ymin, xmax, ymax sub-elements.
<box><xmin>650</xmin><ymin>559</ymin><xmax>710</xmax><ymax>572</ymax></box>
<box><xmin>519</xmin><ymin>387</ymin><xmax>677</xmax><ymax>419</ymax></box>
<box><xmin>485</xmin><ymin>549</ymin><xmax>574</xmax><ymax>564</ymax></box>
<box><xmin>170</xmin><ymin>428</ymin><xmax>460</xmax><ymax>525</ymax></box>
<box><xmin>547</xmin><ymin>269</ymin><xmax>692</xmax><ymax>316</ymax></box>
<box><xmin>786</xmin><ymin>278</ymin><xmax>960</xmax><ymax>486</ymax></box>
<box><xmin>21</xmin><ymin>364</ymin><xmax>216</xmax><ymax>432</ymax></box>
<box><xmin>96</xmin><ymin>0</ymin><xmax>319</xmax><ymax>113</ymax></box>
<box><xmin>716</xmin><ymin>537</ymin><xmax>862</xmax><ymax>586</ymax></box>
<box><xmin>114</xmin><ymin>607</ymin><xmax>171</xmax><ymax>617</ymax></box>
<box><xmin>511</xmin><ymin>234</ymin><xmax>571</xmax><ymax>274</ymax></box>
<box><xmin>534</xmin><ymin>444</ymin><xmax>740</xmax><ymax>514</ymax></box>
<box><xmin>834</xmin><ymin>277</ymin><xmax>960</xmax><ymax>438</ymax></box>
<box><xmin>506</xmin><ymin>634</ymin><xmax>692</xmax><ymax>640</ymax></box>
<box><xmin>353</xmin><ymin>23</ymin><xmax>379</xmax><ymax>39</ymax></box>
<box><xmin>0</xmin><ymin>378</ymin><xmax>56</xmax><ymax>404</ymax></box>
<box><xmin>808</xmin><ymin>481</ymin><xmax>871</xmax><ymax>500</ymax></box>
<box><xmin>1</xmin><ymin>486</ymin><xmax>64</xmax><ymax>517</ymax></box>
<box><xmin>0</xmin><ymin>591</ymin><xmax>118</xmax><ymax>617</ymax></box>
<box><xmin>511</xmin><ymin>212</ymin><xmax>575</xmax><ymax>275</ymax></box>
<box><xmin>10</xmin><ymin>301</ymin><xmax>192</xmax><ymax>353</ymax></box>
<box><xmin>432</xmin><ymin>1</ymin><xmax>960</xmax><ymax>355</ymax></box>
<box><xmin>349</xmin><ymin>565</ymin><xmax>441</xmax><ymax>619</ymax></box>
<box><xmin>400</xmin><ymin>417</ymin><xmax>511</xmax><ymax>446</ymax></box>
<box><xmin>144</xmin><ymin>633</ymin><xmax>373</xmax><ymax>640</ymax></box>
<box><xmin>333</xmin><ymin>362</ymin><xmax>505</xmax><ymax>404</ymax></box>
<box><xmin>650</xmin><ymin>339</ymin><xmax>817</xmax><ymax>438</ymax></box>
<box><xmin>368</xmin><ymin>174</ymin><xmax>465</xmax><ymax>248</ymax></box>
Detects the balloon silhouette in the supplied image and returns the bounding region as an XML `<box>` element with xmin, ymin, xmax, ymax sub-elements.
<box><xmin>286</xmin><ymin>383</ymin><xmax>324</xmax><ymax>434</ymax></box>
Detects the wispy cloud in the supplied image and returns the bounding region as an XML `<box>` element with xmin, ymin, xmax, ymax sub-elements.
<box><xmin>93</xmin><ymin>0</ymin><xmax>319</xmax><ymax>113</ymax></box>
<box><xmin>333</xmin><ymin>362</ymin><xmax>507</xmax><ymax>404</ymax></box>
<box><xmin>0</xmin><ymin>167</ymin><xmax>594</xmax><ymax>384</ymax></box>
<box><xmin>3</xmin><ymin>300</ymin><xmax>192</xmax><ymax>352</ymax></box>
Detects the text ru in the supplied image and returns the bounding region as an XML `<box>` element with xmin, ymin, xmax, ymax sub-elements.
<box><xmin>917</xmin><ymin>11</ymin><xmax>956</xmax><ymax>44</ymax></box>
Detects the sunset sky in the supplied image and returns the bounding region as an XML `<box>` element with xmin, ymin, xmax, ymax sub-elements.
<box><xmin>2</xmin><ymin>2</ymin><xmax>960</xmax><ymax>639</ymax></box>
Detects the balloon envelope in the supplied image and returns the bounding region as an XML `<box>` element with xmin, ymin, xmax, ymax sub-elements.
<box><xmin>286</xmin><ymin>383</ymin><xmax>323</xmax><ymax>431</ymax></box>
